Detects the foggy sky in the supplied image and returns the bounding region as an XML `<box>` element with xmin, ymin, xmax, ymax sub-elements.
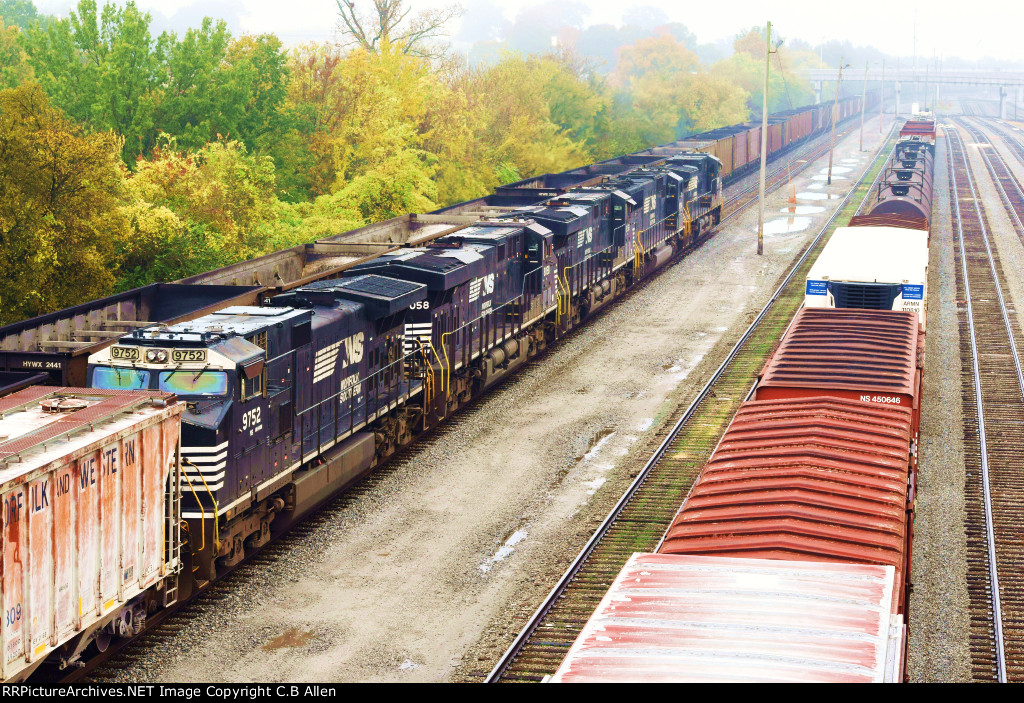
<box><xmin>27</xmin><ymin>0</ymin><xmax>1021</xmax><ymax>64</ymax></box>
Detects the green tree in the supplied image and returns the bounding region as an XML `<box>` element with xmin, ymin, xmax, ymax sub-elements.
<box><xmin>153</xmin><ymin>18</ymin><xmax>231</xmax><ymax>151</ymax></box>
<box><xmin>712</xmin><ymin>27</ymin><xmax>815</xmax><ymax>115</ymax></box>
<box><xmin>22</xmin><ymin>0</ymin><xmax>159</xmax><ymax>161</ymax></box>
<box><xmin>221</xmin><ymin>34</ymin><xmax>289</xmax><ymax>151</ymax></box>
<box><xmin>0</xmin><ymin>83</ymin><xmax>125</xmax><ymax>323</ymax></box>
<box><xmin>0</xmin><ymin>0</ymin><xmax>37</xmax><ymax>29</ymax></box>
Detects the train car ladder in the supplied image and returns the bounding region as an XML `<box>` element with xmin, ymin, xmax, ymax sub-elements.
<box><xmin>163</xmin><ymin>441</ymin><xmax>183</xmax><ymax>606</ymax></box>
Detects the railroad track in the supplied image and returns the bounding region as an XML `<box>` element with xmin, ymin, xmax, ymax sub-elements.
<box><xmin>958</xmin><ymin>118</ymin><xmax>1024</xmax><ymax>242</ymax></box>
<box><xmin>945</xmin><ymin>121</ymin><xmax>1024</xmax><ymax>683</ymax></box>
<box><xmin>721</xmin><ymin>120</ymin><xmax>862</xmax><ymax>220</ymax></box>
<box><xmin>485</xmin><ymin>125</ymin><xmax>899</xmax><ymax>683</ymax></box>
<box><xmin>62</xmin><ymin>116</ymin><xmax>874</xmax><ymax>685</ymax></box>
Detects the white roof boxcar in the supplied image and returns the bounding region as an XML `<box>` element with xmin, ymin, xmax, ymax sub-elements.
<box><xmin>805</xmin><ymin>226</ymin><xmax>929</xmax><ymax>329</ymax></box>
<box><xmin>0</xmin><ymin>387</ymin><xmax>182</xmax><ymax>681</ymax></box>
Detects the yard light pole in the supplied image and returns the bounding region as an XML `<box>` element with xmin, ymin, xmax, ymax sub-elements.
<box><xmin>860</xmin><ymin>61</ymin><xmax>867</xmax><ymax>151</ymax></box>
<box><xmin>880</xmin><ymin>59</ymin><xmax>885</xmax><ymax>132</ymax></box>
<box><xmin>827</xmin><ymin>59</ymin><xmax>850</xmax><ymax>185</ymax></box>
<box><xmin>757</xmin><ymin>22</ymin><xmax>782</xmax><ymax>256</ymax></box>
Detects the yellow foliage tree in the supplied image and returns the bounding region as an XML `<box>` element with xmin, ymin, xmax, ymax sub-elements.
<box><xmin>0</xmin><ymin>83</ymin><xmax>125</xmax><ymax>323</ymax></box>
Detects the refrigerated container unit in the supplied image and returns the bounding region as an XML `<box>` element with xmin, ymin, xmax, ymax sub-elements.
<box><xmin>804</xmin><ymin>227</ymin><xmax>929</xmax><ymax>329</ymax></box>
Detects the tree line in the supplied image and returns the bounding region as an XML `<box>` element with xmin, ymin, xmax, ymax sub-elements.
<box><xmin>0</xmin><ymin>0</ymin><xmax>819</xmax><ymax>325</ymax></box>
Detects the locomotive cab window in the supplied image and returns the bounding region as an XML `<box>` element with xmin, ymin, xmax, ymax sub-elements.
<box><xmin>241</xmin><ymin>368</ymin><xmax>265</xmax><ymax>400</ymax></box>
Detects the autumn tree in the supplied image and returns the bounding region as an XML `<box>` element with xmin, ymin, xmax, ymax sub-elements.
<box><xmin>335</xmin><ymin>0</ymin><xmax>461</xmax><ymax>58</ymax></box>
<box><xmin>609</xmin><ymin>34</ymin><xmax>748</xmax><ymax>142</ymax></box>
<box><xmin>712</xmin><ymin>27</ymin><xmax>814</xmax><ymax>115</ymax></box>
<box><xmin>0</xmin><ymin>83</ymin><xmax>125</xmax><ymax>322</ymax></box>
<box><xmin>610</xmin><ymin>34</ymin><xmax>698</xmax><ymax>89</ymax></box>
<box><xmin>462</xmin><ymin>52</ymin><xmax>595</xmax><ymax>184</ymax></box>
<box><xmin>0</xmin><ymin>20</ymin><xmax>32</xmax><ymax>88</ymax></box>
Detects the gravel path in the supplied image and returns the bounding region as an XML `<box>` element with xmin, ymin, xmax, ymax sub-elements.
<box><xmin>906</xmin><ymin>127</ymin><xmax>972</xmax><ymax>681</ymax></box>
<box><xmin>109</xmin><ymin>118</ymin><xmax>889</xmax><ymax>684</ymax></box>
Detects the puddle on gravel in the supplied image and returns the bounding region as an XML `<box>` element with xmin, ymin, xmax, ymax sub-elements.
<box><xmin>263</xmin><ymin>628</ymin><xmax>315</xmax><ymax>651</ymax></box>
<box><xmin>580</xmin><ymin>429</ymin><xmax>616</xmax><ymax>462</ymax></box>
<box><xmin>763</xmin><ymin>217</ymin><xmax>812</xmax><ymax>234</ymax></box>
<box><xmin>780</xmin><ymin>205</ymin><xmax>825</xmax><ymax>215</ymax></box>
<box><xmin>797</xmin><ymin>192</ymin><xmax>841</xmax><ymax>200</ymax></box>
<box><xmin>399</xmin><ymin>659</ymin><xmax>419</xmax><ymax>671</ymax></box>
<box><xmin>480</xmin><ymin>529</ymin><xmax>529</xmax><ymax>572</ymax></box>
<box><xmin>584</xmin><ymin>477</ymin><xmax>607</xmax><ymax>495</ymax></box>
<box><xmin>812</xmin><ymin>173</ymin><xmax>847</xmax><ymax>181</ymax></box>
<box><xmin>821</xmin><ymin>166</ymin><xmax>853</xmax><ymax>174</ymax></box>
<box><xmin>807</xmin><ymin>183</ymin><xmax>825</xmax><ymax>189</ymax></box>
<box><xmin>637</xmin><ymin>418</ymin><xmax>654</xmax><ymax>431</ymax></box>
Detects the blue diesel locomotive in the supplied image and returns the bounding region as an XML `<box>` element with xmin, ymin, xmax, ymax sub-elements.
<box><xmin>86</xmin><ymin>153</ymin><xmax>722</xmax><ymax>588</ymax></box>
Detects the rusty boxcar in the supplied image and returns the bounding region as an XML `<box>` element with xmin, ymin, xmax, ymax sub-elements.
<box><xmin>0</xmin><ymin>387</ymin><xmax>181</xmax><ymax>681</ymax></box>
<box><xmin>754</xmin><ymin>308</ymin><xmax>924</xmax><ymax>435</ymax></box>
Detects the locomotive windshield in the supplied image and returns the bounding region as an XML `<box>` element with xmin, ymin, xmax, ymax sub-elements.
<box><xmin>92</xmin><ymin>366</ymin><xmax>151</xmax><ymax>390</ymax></box>
<box><xmin>158</xmin><ymin>370</ymin><xmax>229</xmax><ymax>396</ymax></box>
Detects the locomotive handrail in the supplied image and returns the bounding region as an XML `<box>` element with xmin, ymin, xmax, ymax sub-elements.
<box><xmin>179</xmin><ymin>463</ymin><xmax>208</xmax><ymax>555</ymax></box>
<box><xmin>440</xmin><ymin>331</ymin><xmax>453</xmax><ymax>396</ymax></box>
<box><xmin>183</xmin><ymin>457</ymin><xmax>221</xmax><ymax>553</ymax></box>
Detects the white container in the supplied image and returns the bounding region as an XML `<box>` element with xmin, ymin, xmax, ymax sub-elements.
<box><xmin>805</xmin><ymin>226</ymin><xmax>929</xmax><ymax>329</ymax></box>
<box><xmin>0</xmin><ymin>387</ymin><xmax>181</xmax><ymax>681</ymax></box>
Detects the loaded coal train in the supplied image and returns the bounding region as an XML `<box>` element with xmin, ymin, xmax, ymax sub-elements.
<box><xmin>0</xmin><ymin>95</ymin><xmax>877</xmax><ymax>680</ymax></box>
<box><xmin>551</xmin><ymin>119</ymin><xmax>936</xmax><ymax>683</ymax></box>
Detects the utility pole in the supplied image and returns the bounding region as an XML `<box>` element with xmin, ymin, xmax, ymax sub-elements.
<box><xmin>860</xmin><ymin>61</ymin><xmax>867</xmax><ymax>151</ymax></box>
<box><xmin>896</xmin><ymin>57</ymin><xmax>901</xmax><ymax>117</ymax></box>
<box><xmin>827</xmin><ymin>58</ymin><xmax>847</xmax><ymax>185</ymax></box>
<box><xmin>880</xmin><ymin>59</ymin><xmax>885</xmax><ymax>132</ymax></box>
<box><xmin>757</xmin><ymin>20</ymin><xmax>772</xmax><ymax>256</ymax></box>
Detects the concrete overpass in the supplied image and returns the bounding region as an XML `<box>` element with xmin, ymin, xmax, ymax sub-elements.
<box><xmin>802</xmin><ymin>68</ymin><xmax>1024</xmax><ymax>117</ymax></box>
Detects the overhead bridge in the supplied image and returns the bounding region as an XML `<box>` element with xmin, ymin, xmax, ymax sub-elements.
<box><xmin>802</xmin><ymin>68</ymin><xmax>1024</xmax><ymax>118</ymax></box>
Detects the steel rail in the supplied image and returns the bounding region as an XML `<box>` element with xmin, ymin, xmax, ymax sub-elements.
<box><xmin>485</xmin><ymin>123</ymin><xmax>897</xmax><ymax>683</ymax></box>
<box><xmin>946</xmin><ymin>123</ymin><xmax>1009</xmax><ymax>683</ymax></box>
<box><xmin>962</xmin><ymin>118</ymin><xmax>1024</xmax><ymax>236</ymax></box>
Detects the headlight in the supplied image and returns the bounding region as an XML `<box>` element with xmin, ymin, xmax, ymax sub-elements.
<box><xmin>145</xmin><ymin>349</ymin><xmax>169</xmax><ymax>363</ymax></box>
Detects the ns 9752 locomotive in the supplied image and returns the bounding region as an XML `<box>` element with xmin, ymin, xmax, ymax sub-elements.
<box><xmin>85</xmin><ymin>152</ymin><xmax>722</xmax><ymax>591</ymax></box>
